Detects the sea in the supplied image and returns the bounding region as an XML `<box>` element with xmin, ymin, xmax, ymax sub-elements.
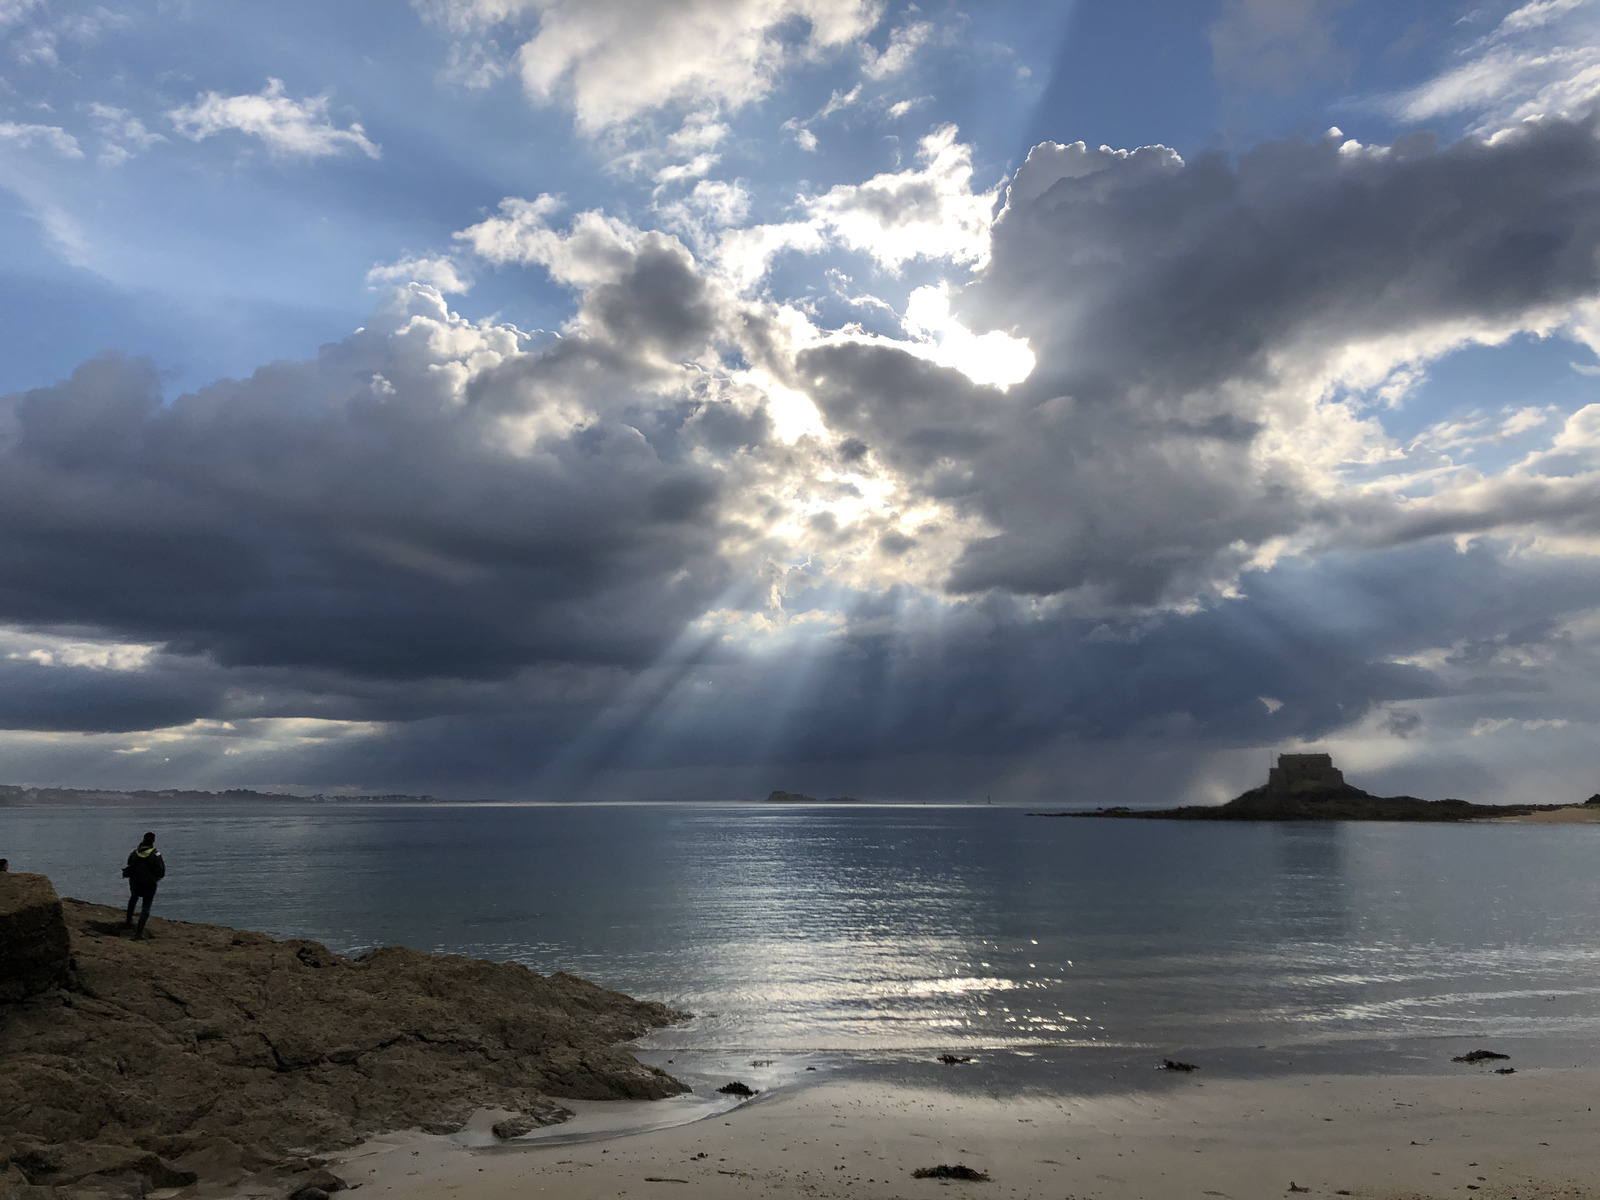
<box><xmin>8</xmin><ymin>801</ymin><xmax>1600</xmax><ymax>1100</ymax></box>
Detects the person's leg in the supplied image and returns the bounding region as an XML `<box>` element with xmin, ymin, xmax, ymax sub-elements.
<box><xmin>125</xmin><ymin>888</ymin><xmax>138</xmax><ymax>927</ymax></box>
<box><xmin>135</xmin><ymin>886</ymin><xmax>155</xmax><ymax>937</ymax></box>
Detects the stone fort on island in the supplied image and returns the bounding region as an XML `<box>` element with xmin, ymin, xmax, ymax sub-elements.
<box><xmin>1264</xmin><ymin>753</ymin><xmax>1347</xmax><ymax>796</ymax></box>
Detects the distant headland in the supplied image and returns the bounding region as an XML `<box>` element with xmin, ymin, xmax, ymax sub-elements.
<box><xmin>0</xmin><ymin>784</ymin><xmax>444</xmax><ymax>807</ymax></box>
<box><xmin>764</xmin><ymin>790</ymin><xmax>865</xmax><ymax>804</ymax></box>
<box><xmin>1037</xmin><ymin>753</ymin><xmax>1600</xmax><ymax>822</ymax></box>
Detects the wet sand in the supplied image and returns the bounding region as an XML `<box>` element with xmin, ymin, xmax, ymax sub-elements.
<box><xmin>327</xmin><ymin>1067</ymin><xmax>1600</xmax><ymax>1200</ymax></box>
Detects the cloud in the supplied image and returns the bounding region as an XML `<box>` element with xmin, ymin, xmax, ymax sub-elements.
<box><xmin>656</xmin><ymin>179</ymin><xmax>752</xmax><ymax>244</ymax></box>
<box><xmin>1384</xmin><ymin>0</ymin><xmax>1600</xmax><ymax>133</ymax></box>
<box><xmin>86</xmin><ymin>103</ymin><xmax>165</xmax><ymax>166</ymax></box>
<box><xmin>900</xmin><ymin>282</ymin><xmax>1035</xmax><ymax>389</ymax></box>
<box><xmin>804</xmin><ymin>124</ymin><xmax>999</xmax><ymax>272</ymax></box>
<box><xmin>3</xmin><ymin>2</ymin><xmax>130</xmax><ymax>67</ymax></box>
<box><xmin>925</xmin><ymin>118</ymin><xmax>1600</xmax><ymax>606</ymax></box>
<box><xmin>781</xmin><ymin>83</ymin><xmax>861</xmax><ymax>151</ymax></box>
<box><xmin>0</xmin><ymin>120</ymin><xmax>82</xmax><ymax>157</ymax></box>
<box><xmin>9</xmin><ymin>83</ymin><xmax>1600</xmax><ymax>797</ymax></box>
<box><xmin>416</xmin><ymin>0</ymin><xmax>884</xmax><ymax>133</ymax></box>
<box><xmin>168</xmin><ymin>79</ymin><xmax>381</xmax><ymax>159</ymax></box>
<box><xmin>0</xmin><ymin>283</ymin><xmax>734</xmax><ymax>687</ymax></box>
<box><xmin>0</xmin><ymin>0</ymin><xmax>42</xmax><ymax>27</ymax></box>
<box><xmin>453</xmin><ymin>120</ymin><xmax>1600</xmax><ymax>624</ymax></box>
<box><xmin>1471</xmin><ymin>715</ymin><xmax>1570</xmax><ymax>735</ymax></box>
<box><xmin>367</xmin><ymin>254</ymin><xmax>474</xmax><ymax>294</ymax></box>
<box><xmin>0</xmin><ymin>629</ymin><xmax>220</xmax><ymax>733</ymax></box>
<box><xmin>463</xmin><ymin>129</ymin><xmax>1001</xmax><ymax>303</ymax></box>
<box><xmin>861</xmin><ymin>18</ymin><xmax>933</xmax><ymax>80</ymax></box>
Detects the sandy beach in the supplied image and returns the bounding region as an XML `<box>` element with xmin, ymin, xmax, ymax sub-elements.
<box><xmin>328</xmin><ymin>1067</ymin><xmax>1600</xmax><ymax>1200</ymax></box>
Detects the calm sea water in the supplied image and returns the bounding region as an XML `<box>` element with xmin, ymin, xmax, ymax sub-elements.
<box><xmin>7</xmin><ymin>803</ymin><xmax>1600</xmax><ymax>1075</ymax></box>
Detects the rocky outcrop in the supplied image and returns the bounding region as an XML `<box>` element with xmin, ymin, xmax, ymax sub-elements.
<box><xmin>0</xmin><ymin>873</ymin><xmax>71</xmax><ymax>1001</ymax></box>
<box><xmin>1</xmin><ymin>893</ymin><xmax>687</xmax><ymax>1199</ymax></box>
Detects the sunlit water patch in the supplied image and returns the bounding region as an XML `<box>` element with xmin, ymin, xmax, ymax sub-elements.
<box><xmin>8</xmin><ymin>803</ymin><xmax>1600</xmax><ymax>1062</ymax></box>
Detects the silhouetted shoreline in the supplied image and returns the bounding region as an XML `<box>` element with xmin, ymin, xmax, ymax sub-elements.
<box><xmin>0</xmin><ymin>784</ymin><xmax>445</xmax><ymax>807</ymax></box>
<box><xmin>763</xmin><ymin>790</ymin><xmax>865</xmax><ymax>804</ymax></box>
<box><xmin>1036</xmin><ymin>794</ymin><xmax>1586</xmax><ymax>822</ymax></box>
<box><xmin>1032</xmin><ymin>753</ymin><xmax>1600</xmax><ymax>822</ymax></box>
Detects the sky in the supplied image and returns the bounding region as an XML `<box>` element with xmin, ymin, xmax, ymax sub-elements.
<box><xmin>1</xmin><ymin>0</ymin><xmax>1599</xmax><ymax>805</ymax></box>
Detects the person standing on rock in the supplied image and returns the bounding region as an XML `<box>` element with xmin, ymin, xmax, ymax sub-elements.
<box><xmin>123</xmin><ymin>831</ymin><xmax>166</xmax><ymax>938</ymax></box>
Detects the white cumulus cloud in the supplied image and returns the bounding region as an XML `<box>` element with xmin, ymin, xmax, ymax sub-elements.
<box><xmin>416</xmin><ymin>0</ymin><xmax>884</xmax><ymax>132</ymax></box>
<box><xmin>806</xmin><ymin>124</ymin><xmax>999</xmax><ymax>272</ymax></box>
<box><xmin>367</xmin><ymin>254</ymin><xmax>474</xmax><ymax>294</ymax></box>
<box><xmin>168</xmin><ymin>79</ymin><xmax>381</xmax><ymax>159</ymax></box>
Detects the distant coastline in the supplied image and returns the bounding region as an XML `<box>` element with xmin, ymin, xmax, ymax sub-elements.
<box><xmin>763</xmin><ymin>790</ymin><xmax>865</xmax><ymax>804</ymax></box>
<box><xmin>0</xmin><ymin>784</ymin><xmax>445</xmax><ymax>807</ymax></box>
<box><xmin>1034</xmin><ymin>753</ymin><xmax>1600</xmax><ymax>823</ymax></box>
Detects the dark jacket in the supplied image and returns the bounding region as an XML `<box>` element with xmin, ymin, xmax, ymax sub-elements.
<box><xmin>125</xmin><ymin>848</ymin><xmax>166</xmax><ymax>890</ymax></box>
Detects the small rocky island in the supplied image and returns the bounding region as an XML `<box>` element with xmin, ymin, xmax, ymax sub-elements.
<box><xmin>1044</xmin><ymin>753</ymin><xmax>1593</xmax><ymax>822</ymax></box>
<box><xmin>0</xmin><ymin>873</ymin><xmax>685</xmax><ymax>1200</ymax></box>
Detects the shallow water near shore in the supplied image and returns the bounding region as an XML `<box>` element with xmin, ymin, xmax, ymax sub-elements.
<box><xmin>8</xmin><ymin>802</ymin><xmax>1600</xmax><ymax>1090</ymax></box>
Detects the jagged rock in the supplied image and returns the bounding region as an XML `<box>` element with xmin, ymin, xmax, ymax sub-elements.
<box><xmin>716</xmin><ymin>1081</ymin><xmax>757</xmax><ymax>1097</ymax></box>
<box><xmin>0</xmin><ymin>873</ymin><xmax>71</xmax><ymax>1002</ymax></box>
<box><xmin>0</xmin><ymin>888</ymin><xmax>688</xmax><ymax>1200</ymax></box>
<box><xmin>3</xmin><ymin>1142</ymin><xmax>196</xmax><ymax>1191</ymax></box>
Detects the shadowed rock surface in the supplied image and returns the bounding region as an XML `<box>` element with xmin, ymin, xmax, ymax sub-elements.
<box><xmin>0</xmin><ymin>874</ymin><xmax>70</xmax><ymax>1002</ymax></box>
<box><xmin>0</xmin><ymin>886</ymin><xmax>686</xmax><ymax>1199</ymax></box>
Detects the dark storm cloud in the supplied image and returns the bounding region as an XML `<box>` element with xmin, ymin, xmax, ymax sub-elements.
<box><xmin>798</xmin><ymin>343</ymin><xmax>995</xmax><ymax>473</ymax></box>
<box><xmin>0</xmin><ymin>654</ymin><xmax>222</xmax><ymax>733</ymax></box>
<box><xmin>791</xmin><ymin>118</ymin><xmax>1600</xmax><ymax>606</ymax></box>
<box><xmin>578</xmin><ymin>237</ymin><xmax>721</xmax><ymax>358</ymax></box>
<box><xmin>984</xmin><ymin>121</ymin><xmax>1600</xmax><ymax>384</ymax></box>
<box><xmin>0</xmin><ymin>289</ymin><xmax>729</xmax><ymax>685</ymax></box>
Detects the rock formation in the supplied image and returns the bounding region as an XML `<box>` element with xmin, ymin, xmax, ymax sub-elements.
<box><xmin>1</xmin><ymin>885</ymin><xmax>686</xmax><ymax>1199</ymax></box>
<box><xmin>0</xmin><ymin>873</ymin><xmax>71</xmax><ymax>1001</ymax></box>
